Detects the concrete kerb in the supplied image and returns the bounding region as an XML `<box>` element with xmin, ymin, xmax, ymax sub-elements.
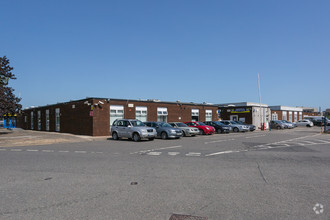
<box><xmin>0</xmin><ymin>128</ymin><xmax>110</xmax><ymax>147</ymax></box>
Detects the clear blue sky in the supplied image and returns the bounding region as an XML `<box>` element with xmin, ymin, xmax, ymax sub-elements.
<box><xmin>1</xmin><ymin>0</ymin><xmax>329</xmax><ymax>110</ymax></box>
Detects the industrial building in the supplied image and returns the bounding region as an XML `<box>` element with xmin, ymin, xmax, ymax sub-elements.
<box><xmin>218</xmin><ymin>102</ymin><xmax>271</xmax><ymax>129</ymax></box>
<box><xmin>18</xmin><ymin>98</ymin><xmax>219</xmax><ymax>136</ymax></box>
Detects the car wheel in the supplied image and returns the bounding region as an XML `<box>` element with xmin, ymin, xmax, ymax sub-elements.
<box><xmin>233</xmin><ymin>127</ymin><xmax>239</xmax><ymax>132</ymax></box>
<box><xmin>199</xmin><ymin>129</ymin><xmax>205</xmax><ymax>135</ymax></box>
<box><xmin>307</xmin><ymin>124</ymin><xmax>311</xmax><ymax>127</ymax></box>
<box><xmin>182</xmin><ymin>130</ymin><xmax>186</xmax><ymax>137</ymax></box>
<box><xmin>148</xmin><ymin>137</ymin><xmax>154</xmax><ymax>141</ymax></box>
<box><xmin>161</xmin><ymin>132</ymin><xmax>168</xmax><ymax>140</ymax></box>
<box><xmin>133</xmin><ymin>133</ymin><xmax>141</xmax><ymax>142</ymax></box>
<box><xmin>276</xmin><ymin>126</ymin><xmax>281</xmax><ymax>130</ymax></box>
<box><xmin>112</xmin><ymin>132</ymin><xmax>119</xmax><ymax>140</ymax></box>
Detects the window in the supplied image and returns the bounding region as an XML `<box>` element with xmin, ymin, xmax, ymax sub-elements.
<box><xmin>136</xmin><ymin>106</ymin><xmax>147</xmax><ymax>122</ymax></box>
<box><xmin>192</xmin><ymin>109</ymin><xmax>199</xmax><ymax>121</ymax></box>
<box><xmin>282</xmin><ymin>111</ymin><xmax>287</xmax><ymax>120</ymax></box>
<box><xmin>46</xmin><ymin>110</ymin><xmax>50</xmax><ymax>131</ymax></box>
<box><xmin>205</xmin><ymin>110</ymin><xmax>212</xmax><ymax>121</ymax></box>
<box><xmin>294</xmin><ymin>112</ymin><xmax>297</xmax><ymax>122</ymax></box>
<box><xmin>110</xmin><ymin>105</ymin><xmax>124</xmax><ymax>126</ymax></box>
<box><xmin>37</xmin><ymin>111</ymin><xmax>41</xmax><ymax>130</ymax></box>
<box><xmin>157</xmin><ymin>107</ymin><xmax>168</xmax><ymax>122</ymax></box>
<box><xmin>299</xmin><ymin>112</ymin><xmax>302</xmax><ymax>121</ymax></box>
<box><xmin>272</xmin><ymin>113</ymin><xmax>278</xmax><ymax>120</ymax></box>
<box><xmin>31</xmin><ymin>112</ymin><xmax>34</xmax><ymax>129</ymax></box>
<box><xmin>289</xmin><ymin>111</ymin><xmax>292</xmax><ymax>122</ymax></box>
<box><xmin>55</xmin><ymin>108</ymin><xmax>60</xmax><ymax>132</ymax></box>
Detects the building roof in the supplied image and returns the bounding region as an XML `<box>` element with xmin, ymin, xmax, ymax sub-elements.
<box><xmin>218</xmin><ymin>102</ymin><xmax>269</xmax><ymax>108</ymax></box>
<box><xmin>24</xmin><ymin>97</ymin><xmax>218</xmax><ymax>110</ymax></box>
<box><xmin>269</xmin><ymin>105</ymin><xmax>303</xmax><ymax>112</ymax></box>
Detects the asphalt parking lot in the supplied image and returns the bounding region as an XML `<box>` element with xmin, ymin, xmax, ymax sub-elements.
<box><xmin>0</xmin><ymin>127</ymin><xmax>329</xmax><ymax>219</ymax></box>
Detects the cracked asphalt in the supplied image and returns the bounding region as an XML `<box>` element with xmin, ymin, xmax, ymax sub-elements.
<box><xmin>0</xmin><ymin>127</ymin><xmax>329</xmax><ymax>219</ymax></box>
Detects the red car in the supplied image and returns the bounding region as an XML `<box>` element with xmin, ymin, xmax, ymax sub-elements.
<box><xmin>184</xmin><ymin>121</ymin><xmax>216</xmax><ymax>135</ymax></box>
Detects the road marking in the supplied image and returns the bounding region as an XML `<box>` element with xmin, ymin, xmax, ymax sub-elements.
<box><xmin>205</xmin><ymin>150</ymin><xmax>240</xmax><ymax>157</ymax></box>
<box><xmin>26</xmin><ymin>149</ymin><xmax>39</xmax><ymax>152</ymax></box>
<box><xmin>11</xmin><ymin>149</ymin><xmax>22</xmax><ymax>151</ymax></box>
<box><xmin>168</xmin><ymin>152</ymin><xmax>180</xmax><ymax>156</ymax></box>
<box><xmin>186</xmin><ymin>152</ymin><xmax>201</xmax><ymax>156</ymax></box>
<box><xmin>131</xmin><ymin>145</ymin><xmax>182</xmax><ymax>154</ymax></box>
<box><xmin>74</xmin><ymin>151</ymin><xmax>87</xmax><ymax>153</ymax></box>
<box><xmin>147</xmin><ymin>152</ymin><xmax>162</xmax><ymax>156</ymax></box>
<box><xmin>245</xmin><ymin>135</ymin><xmax>265</xmax><ymax>139</ymax></box>
<box><xmin>0</xmin><ymin>149</ymin><xmax>7</xmax><ymax>151</ymax></box>
<box><xmin>204</xmin><ymin>139</ymin><xmax>235</xmax><ymax>144</ymax></box>
<box><xmin>58</xmin><ymin>151</ymin><xmax>69</xmax><ymax>153</ymax></box>
<box><xmin>42</xmin><ymin>150</ymin><xmax>54</xmax><ymax>152</ymax></box>
<box><xmin>316</xmin><ymin>140</ymin><xmax>330</xmax><ymax>144</ymax></box>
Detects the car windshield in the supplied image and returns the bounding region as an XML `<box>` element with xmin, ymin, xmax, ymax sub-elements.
<box><xmin>159</xmin><ymin>123</ymin><xmax>172</xmax><ymax>127</ymax></box>
<box><xmin>196</xmin><ymin>122</ymin><xmax>206</xmax><ymax>126</ymax></box>
<box><xmin>235</xmin><ymin>121</ymin><xmax>244</xmax><ymax>124</ymax></box>
<box><xmin>222</xmin><ymin>121</ymin><xmax>230</xmax><ymax>125</ymax></box>
<box><xmin>130</xmin><ymin>120</ymin><xmax>145</xmax><ymax>127</ymax></box>
<box><xmin>274</xmin><ymin>120</ymin><xmax>283</xmax><ymax>123</ymax></box>
<box><xmin>214</xmin><ymin>121</ymin><xmax>225</xmax><ymax>126</ymax></box>
<box><xmin>282</xmin><ymin>120</ymin><xmax>289</xmax><ymax>123</ymax></box>
<box><xmin>177</xmin><ymin>123</ymin><xmax>188</xmax><ymax>127</ymax></box>
<box><xmin>231</xmin><ymin>121</ymin><xmax>239</xmax><ymax>124</ymax></box>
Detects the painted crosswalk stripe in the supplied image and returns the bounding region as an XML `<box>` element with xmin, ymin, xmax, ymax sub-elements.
<box><xmin>11</xmin><ymin>149</ymin><xmax>22</xmax><ymax>151</ymax></box>
<box><xmin>186</xmin><ymin>152</ymin><xmax>201</xmax><ymax>156</ymax></box>
<box><xmin>42</xmin><ymin>150</ymin><xmax>54</xmax><ymax>152</ymax></box>
<box><xmin>27</xmin><ymin>149</ymin><xmax>39</xmax><ymax>152</ymax></box>
<box><xmin>147</xmin><ymin>152</ymin><xmax>162</xmax><ymax>156</ymax></box>
<box><xmin>168</xmin><ymin>152</ymin><xmax>180</xmax><ymax>156</ymax></box>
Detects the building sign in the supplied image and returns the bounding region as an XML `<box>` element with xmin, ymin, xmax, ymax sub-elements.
<box><xmin>227</xmin><ymin>108</ymin><xmax>251</xmax><ymax>114</ymax></box>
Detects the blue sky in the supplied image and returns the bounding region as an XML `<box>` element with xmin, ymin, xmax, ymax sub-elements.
<box><xmin>1</xmin><ymin>0</ymin><xmax>329</xmax><ymax>110</ymax></box>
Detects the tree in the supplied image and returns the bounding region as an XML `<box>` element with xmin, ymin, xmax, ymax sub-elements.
<box><xmin>0</xmin><ymin>56</ymin><xmax>22</xmax><ymax>116</ymax></box>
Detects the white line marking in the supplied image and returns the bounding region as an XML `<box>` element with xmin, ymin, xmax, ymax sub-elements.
<box><xmin>168</xmin><ymin>152</ymin><xmax>180</xmax><ymax>156</ymax></box>
<box><xmin>316</xmin><ymin>140</ymin><xmax>330</xmax><ymax>144</ymax></box>
<box><xmin>131</xmin><ymin>145</ymin><xmax>182</xmax><ymax>154</ymax></box>
<box><xmin>0</xmin><ymin>149</ymin><xmax>7</xmax><ymax>151</ymax></box>
<box><xmin>186</xmin><ymin>152</ymin><xmax>201</xmax><ymax>156</ymax></box>
<box><xmin>42</xmin><ymin>150</ymin><xmax>54</xmax><ymax>152</ymax></box>
<box><xmin>245</xmin><ymin>135</ymin><xmax>265</xmax><ymax>139</ymax></box>
<box><xmin>204</xmin><ymin>139</ymin><xmax>235</xmax><ymax>144</ymax></box>
<box><xmin>205</xmin><ymin>150</ymin><xmax>240</xmax><ymax>157</ymax></box>
<box><xmin>11</xmin><ymin>149</ymin><xmax>22</xmax><ymax>151</ymax></box>
<box><xmin>58</xmin><ymin>151</ymin><xmax>69</xmax><ymax>153</ymax></box>
<box><xmin>74</xmin><ymin>151</ymin><xmax>87</xmax><ymax>153</ymax></box>
<box><xmin>26</xmin><ymin>149</ymin><xmax>39</xmax><ymax>152</ymax></box>
<box><xmin>147</xmin><ymin>152</ymin><xmax>162</xmax><ymax>156</ymax></box>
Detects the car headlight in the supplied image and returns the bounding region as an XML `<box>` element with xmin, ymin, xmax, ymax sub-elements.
<box><xmin>206</xmin><ymin>127</ymin><xmax>210</xmax><ymax>130</ymax></box>
<box><xmin>190</xmin><ymin>129</ymin><xmax>194</xmax><ymax>132</ymax></box>
<box><xmin>170</xmin><ymin>130</ymin><xmax>176</xmax><ymax>134</ymax></box>
<box><xmin>141</xmin><ymin>129</ymin><xmax>147</xmax><ymax>133</ymax></box>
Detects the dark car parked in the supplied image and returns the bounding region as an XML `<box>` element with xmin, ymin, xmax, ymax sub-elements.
<box><xmin>204</xmin><ymin>121</ymin><xmax>231</xmax><ymax>133</ymax></box>
<box><xmin>270</xmin><ymin>120</ymin><xmax>286</xmax><ymax>130</ymax></box>
<box><xmin>144</xmin><ymin>122</ymin><xmax>182</xmax><ymax>139</ymax></box>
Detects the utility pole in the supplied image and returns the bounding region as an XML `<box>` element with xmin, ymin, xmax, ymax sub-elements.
<box><xmin>258</xmin><ymin>73</ymin><xmax>263</xmax><ymax>130</ymax></box>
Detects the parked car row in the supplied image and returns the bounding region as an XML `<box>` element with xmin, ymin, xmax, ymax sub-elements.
<box><xmin>270</xmin><ymin>119</ymin><xmax>316</xmax><ymax>129</ymax></box>
<box><xmin>110</xmin><ymin>119</ymin><xmax>256</xmax><ymax>142</ymax></box>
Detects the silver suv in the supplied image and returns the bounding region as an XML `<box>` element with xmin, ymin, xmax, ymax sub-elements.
<box><xmin>111</xmin><ymin>119</ymin><xmax>157</xmax><ymax>142</ymax></box>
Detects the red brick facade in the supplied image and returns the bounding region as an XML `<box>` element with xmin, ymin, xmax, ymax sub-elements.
<box><xmin>18</xmin><ymin>98</ymin><xmax>219</xmax><ymax>136</ymax></box>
